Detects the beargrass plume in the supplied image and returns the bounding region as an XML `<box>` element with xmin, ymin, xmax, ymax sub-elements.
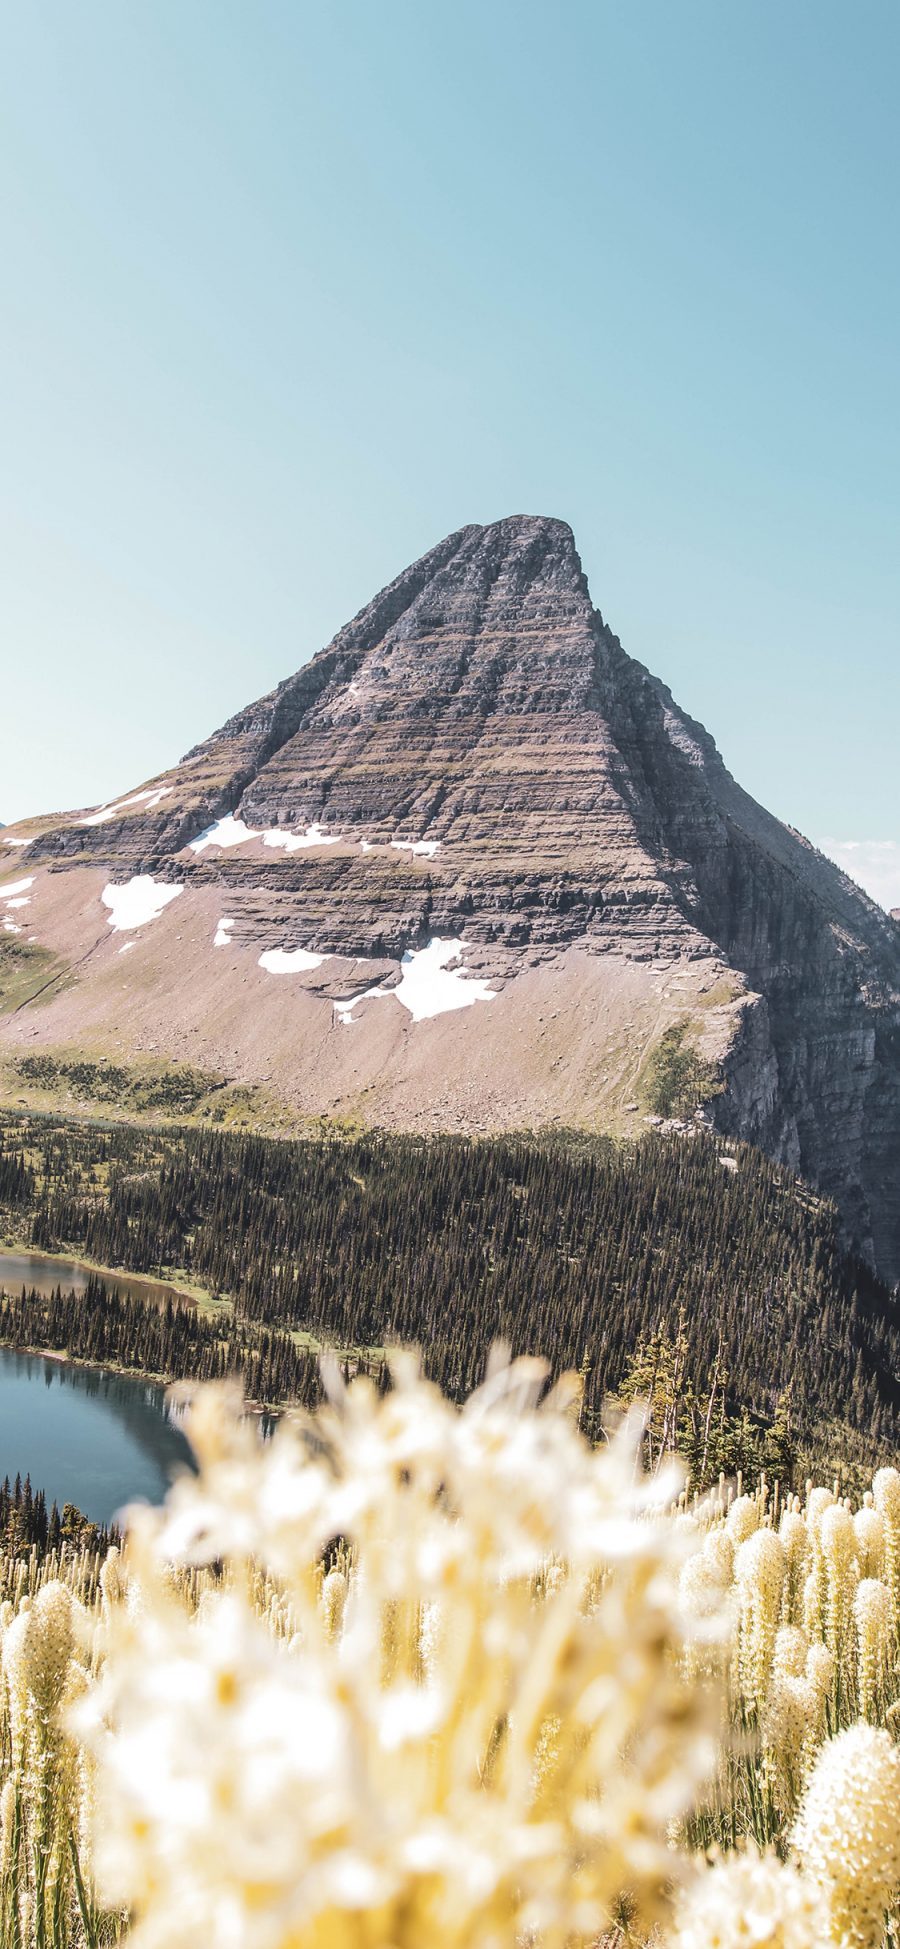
<box><xmin>2</xmin><ymin>1360</ymin><xmax>900</xmax><ymax>1944</ymax></box>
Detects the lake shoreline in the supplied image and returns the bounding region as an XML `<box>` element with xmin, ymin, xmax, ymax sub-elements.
<box><xmin>0</xmin><ymin>1331</ymin><xmax>280</xmax><ymax>1420</ymax></box>
<box><xmin>0</xmin><ymin>1340</ymin><xmax>196</xmax><ymax>1525</ymax></box>
<box><xmin>0</xmin><ymin>1232</ymin><xmax>213</xmax><ymax>1309</ymax></box>
<box><xmin>0</xmin><ymin>1241</ymin><xmax>316</xmax><ymax>1417</ymax></box>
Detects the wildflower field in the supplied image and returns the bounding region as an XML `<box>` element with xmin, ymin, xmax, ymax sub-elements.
<box><xmin>3</xmin><ymin>1360</ymin><xmax>900</xmax><ymax>1949</ymax></box>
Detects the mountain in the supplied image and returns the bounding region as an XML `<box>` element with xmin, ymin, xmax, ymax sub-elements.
<box><xmin>2</xmin><ymin>515</ymin><xmax>899</xmax><ymax>1282</ymax></box>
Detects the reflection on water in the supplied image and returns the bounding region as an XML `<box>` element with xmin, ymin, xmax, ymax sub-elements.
<box><xmin>0</xmin><ymin>1248</ymin><xmax>191</xmax><ymax>1308</ymax></box>
<box><xmin>0</xmin><ymin>1348</ymin><xmax>195</xmax><ymax>1526</ymax></box>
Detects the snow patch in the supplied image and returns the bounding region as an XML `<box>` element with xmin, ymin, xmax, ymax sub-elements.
<box><xmin>119</xmin><ymin>943</ymin><xmax>136</xmax><ymax>955</ymax></box>
<box><xmin>4</xmin><ymin>898</ymin><xmax>30</xmax><ymax>911</ymax></box>
<box><xmin>81</xmin><ymin>786</ymin><xmax>173</xmax><ymax>827</ymax></box>
<box><xmin>189</xmin><ymin>816</ymin><xmax>341</xmax><ymax>855</ymax></box>
<box><xmin>258</xmin><ymin>946</ymin><xmax>327</xmax><ymax>974</ymax></box>
<box><xmin>390</xmin><ymin>838</ymin><xmax>441</xmax><ymax>859</ymax></box>
<box><xmin>214</xmin><ymin>917</ymin><xmax>236</xmax><ymax>948</ymax></box>
<box><xmin>2</xmin><ymin>921</ymin><xmax>22</xmax><ymax>935</ymax></box>
<box><xmin>2</xmin><ymin>836</ymin><xmax>31</xmax><ymax>847</ymax></box>
<box><xmin>262</xmin><ymin>823</ymin><xmax>339</xmax><ymax>853</ymax></box>
<box><xmin>1</xmin><ymin>878</ymin><xmax>34</xmax><ymax>902</ymax></box>
<box><xmin>190</xmin><ymin>814</ymin><xmax>260</xmax><ymax>852</ymax></box>
<box><xmin>101</xmin><ymin>876</ymin><xmax>184</xmax><ymax>932</ymax></box>
<box><xmin>718</xmin><ymin>1155</ymin><xmax>739</xmax><ymax>1173</ymax></box>
<box><xmin>334</xmin><ymin>937</ymin><xmax>496</xmax><ymax>1024</ymax></box>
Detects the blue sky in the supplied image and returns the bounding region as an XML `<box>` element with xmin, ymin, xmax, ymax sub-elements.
<box><xmin>1</xmin><ymin>2</ymin><xmax>898</xmax><ymax>904</ymax></box>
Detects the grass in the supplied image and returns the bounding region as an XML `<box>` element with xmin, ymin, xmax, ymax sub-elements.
<box><xmin>12</xmin><ymin>1053</ymin><xmax>224</xmax><ymax>1115</ymax></box>
<box><xmin>0</xmin><ymin>1049</ymin><xmax>318</xmax><ymax>1137</ymax></box>
<box><xmin>0</xmin><ymin>940</ymin><xmax>73</xmax><ymax>1015</ymax></box>
<box><xmin>640</xmin><ymin>1020</ymin><xmax>723</xmax><ymax>1118</ymax></box>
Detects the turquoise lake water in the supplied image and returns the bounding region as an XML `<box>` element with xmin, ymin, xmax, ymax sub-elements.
<box><xmin>0</xmin><ymin>1343</ymin><xmax>193</xmax><ymax>1526</ymax></box>
<box><xmin>0</xmin><ymin>1248</ymin><xmax>205</xmax><ymax>1522</ymax></box>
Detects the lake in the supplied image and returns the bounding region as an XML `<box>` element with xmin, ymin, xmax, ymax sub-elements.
<box><xmin>0</xmin><ymin>1348</ymin><xmax>194</xmax><ymax>1525</ymax></box>
<box><xmin>0</xmin><ymin>1246</ymin><xmax>192</xmax><ymax>1308</ymax></box>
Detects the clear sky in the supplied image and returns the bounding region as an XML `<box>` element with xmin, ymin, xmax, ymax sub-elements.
<box><xmin>1</xmin><ymin>2</ymin><xmax>898</xmax><ymax>905</ymax></box>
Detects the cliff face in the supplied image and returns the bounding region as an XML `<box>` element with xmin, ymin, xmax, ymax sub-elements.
<box><xmin>591</xmin><ymin>645</ymin><xmax>900</xmax><ymax>1276</ymax></box>
<box><xmin>3</xmin><ymin>516</ymin><xmax>899</xmax><ymax>1281</ymax></box>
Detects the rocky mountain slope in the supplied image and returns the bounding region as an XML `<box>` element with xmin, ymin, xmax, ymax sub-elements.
<box><xmin>2</xmin><ymin>515</ymin><xmax>898</xmax><ymax>1281</ymax></box>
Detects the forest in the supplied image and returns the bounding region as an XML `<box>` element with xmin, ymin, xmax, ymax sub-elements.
<box><xmin>0</xmin><ymin>1274</ymin><xmax>330</xmax><ymax>1410</ymax></box>
<box><xmin>1</xmin><ymin>1109</ymin><xmax>898</xmax><ymax>1481</ymax></box>
<box><xmin>0</xmin><ymin>1468</ymin><xmax>112</xmax><ymax>1560</ymax></box>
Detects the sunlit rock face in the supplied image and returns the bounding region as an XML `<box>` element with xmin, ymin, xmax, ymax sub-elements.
<box><xmin>4</xmin><ymin>515</ymin><xmax>900</xmax><ymax>1281</ymax></box>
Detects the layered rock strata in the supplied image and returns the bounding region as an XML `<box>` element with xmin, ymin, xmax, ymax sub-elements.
<box><xmin>3</xmin><ymin>516</ymin><xmax>898</xmax><ymax>1281</ymax></box>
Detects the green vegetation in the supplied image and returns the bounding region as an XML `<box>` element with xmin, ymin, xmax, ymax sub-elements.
<box><xmin>0</xmin><ymin>1273</ymin><xmax>334</xmax><ymax>1411</ymax></box>
<box><xmin>7</xmin><ymin>1050</ymin><xmax>304</xmax><ymax>1131</ymax></box>
<box><xmin>14</xmin><ymin>1053</ymin><xmax>224</xmax><ymax>1116</ymax></box>
<box><xmin>0</xmin><ymin>938</ymin><xmax>70</xmax><ymax>1014</ymax></box>
<box><xmin>0</xmin><ymin>1111</ymin><xmax>896</xmax><ymax>1483</ymax></box>
<box><xmin>0</xmin><ymin>1472</ymin><xmax>112</xmax><ymax>1561</ymax></box>
<box><xmin>643</xmin><ymin>1021</ymin><xmax>722</xmax><ymax>1117</ymax></box>
<box><xmin>613</xmin><ymin>1310</ymin><xmax>799</xmax><ymax>1488</ymax></box>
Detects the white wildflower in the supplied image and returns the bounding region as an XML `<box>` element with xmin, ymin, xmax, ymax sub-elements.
<box><xmin>853</xmin><ymin>1506</ymin><xmax>884</xmax><ymax>1581</ymax></box>
<box><xmin>854</xmin><ymin>1579</ymin><xmax>891</xmax><ymax>1721</ymax></box>
<box><xmin>793</xmin><ymin>1722</ymin><xmax>900</xmax><ymax>1948</ymax></box>
<box><xmin>670</xmin><ymin>1844</ymin><xmax>827</xmax><ymax>1949</ymax></box>
<box><xmin>735</xmin><ymin>1529</ymin><xmax>784</xmax><ymax>1716</ymax></box>
<box><xmin>773</xmin><ymin>1626</ymin><xmax>808</xmax><ymax>1680</ymax></box>
<box><xmin>72</xmin><ymin>1364</ymin><xmax>726</xmax><ymax>1949</ymax></box>
<box><xmin>726</xmin><ymin>1494</ymin><xmax>760</xmax><ymax>1545</ymax></box>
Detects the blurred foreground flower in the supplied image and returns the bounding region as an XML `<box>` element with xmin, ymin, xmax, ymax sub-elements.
<box><xmin>72</xmin><ymin>1356</ymin><xmax>725</xmax><ymax>1949</ymax></box>
<box><xmin>670</xmin><ymin>1844</ymin><xmax>828</xmax><ymax>1949</ymax></box>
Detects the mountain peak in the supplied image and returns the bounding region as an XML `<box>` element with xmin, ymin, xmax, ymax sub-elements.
<box><xmin>438</xmin><ymin>511</ymin><xmax>583</xmax><ymax>580</ymax></box>
<box><xmin>339</xmin><ymin>513</ymin><xmax>590</xmax><ymax>656</ymax></box>
<box><xmin>358</xmin><ymin>515</ymin><xmax>588</xmax><ymax>640</ymax></box>
<box><xmin>468</xmin><ymin>511</ymin><xmax>576</xmax><ymax>544</ymax></box>
<box><xmin>3</xmin><ymin>520</ymin><xmax>899</xmax><ymax>1284</ymax></box>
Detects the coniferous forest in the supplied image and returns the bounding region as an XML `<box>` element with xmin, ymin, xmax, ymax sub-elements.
<box><xmin>0</xmin><ymin>1274</ymin><xmax>329</xmax><ymax>1410</ymax></box>
<box><xmin>0</xmin><ymin>1470</ymin><xmax>113</xmax><ymax>1560</ymax></box>
<box><xmin>1</xmin><ymin>1111</ymin><xmax>898</xmax><ymax>1471</ymax></box>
